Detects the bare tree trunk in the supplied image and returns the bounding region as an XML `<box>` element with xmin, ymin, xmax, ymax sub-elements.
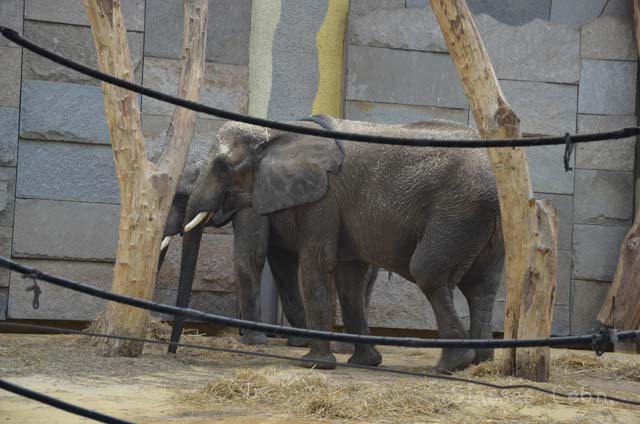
<box><xmin>596</xmin><ymin>0</ymin><xmax>640</xmax><ymax>336</ymax></box>
<box><xmin>430</xmin><ymin>0</ymin><xmax>558</xmax><ymax>381</ymax></box>
<box><xmin>83</xmin><ymin>0</ymin><xmax>208</xmax><ymax>356</ymax></box>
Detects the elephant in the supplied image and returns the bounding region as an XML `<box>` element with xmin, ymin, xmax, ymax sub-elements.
<box><xmin>182</xmin><ymin>115</ymin><xmax>505</xmax><ymax>372</ymax></box>
<box><xmin>157</xmin><ymin>159</ymin><xmax>378</xmax><ymax>352</ymax></box>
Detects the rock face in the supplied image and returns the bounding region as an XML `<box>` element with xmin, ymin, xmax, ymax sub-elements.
<box><xmin>581</xmin><ymin>16</ymin><xmax>637</xmax><ymax>61</ymax></box>
<box><xmin>345</xmin><ymin>101</ymin><xmax>468</xmax><ymax>125</ymax></box>
<box><xmin>20</xmin><ymin>80</ymin><xmax>111</xmax><ymax>144</ymax></box>
<box><xmin>0</xmin><ymin>0</ymin><xmax>23</xmax><ymax>48</ymax></box>
<box><xmin>17</xmin><ymin>140</ymin><xmax>119</xmax><ymax>204</ymax></box>
<box><xmin>141</xmin><ymin>57</ymin><xmax>248</xmax><ymax>119</ymax></box>
<box><xmin>577</xmin><ymin>115</ymin><xmax>637</xmax><ymax>172</ymax></box>
<box><xmin>12</xmin><ymin>199</ymin><xmax>119</xmax><ymax>262</ymax></box>
<box><xmin>0</xmin><ymin>107</ymin><xmax>18</xmax><ymax>166</ymax></box>
<box><xmin>572</xmin><ymin>225</ymin><xmax>629</xmax><ymax>282</ymax></box>
<box><xmin>574</xmin><ymin>170</ymin><xmax>633</xmax><ymax>226</ymax></box>
<box><xmin>24</xmin><ymin>0</ymin><xmax>146</xmax><ymax>32</ymax></box>
<box><xmin>0</xmin><ymin>168</ymin><xmax>16</xmax><ymax>228</ymax></box>
<box><xmin>0</xmin><ymin>47</ymin><xmax>21</xmax><ymax>108</ymax></box>
<box><xmin>578</xmin><ymin>59</ymin><xmax>637</xmax><ymax>115</ymax></box>
<box><xmin>346</xmin><ymin>45</ymin><xmax>467</xmax><ymax>108</ymax></box>
<box><xmin>22</xmin><ymin>21</ymin><xmax>144</xmax><ymax>85</ymax></box>
<box><xmin>570</xmin><ymin>280</ymin><xmax>611</xmax><ymax>335</ymax></box>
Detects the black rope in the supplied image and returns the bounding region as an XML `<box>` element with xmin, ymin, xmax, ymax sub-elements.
<box><xmin>1</xmin><ymin>255</ymin><xmax>638</xmax><ymax>350</ymax></box>
<box><xmin>3</xmin><ymin>322</ymin><xmax>640</xmax><ymax>407</ymax></box>
<box><xmin>0</xmin><ymin>379</ymin><xmax>133</xmax><ymax>424</ymax></box>
<box><xmin>1</xmin><ymin>26</ymin><xmax>638</xmax><ymax>148</ymax></box>
<box><xmin>563</xmin><ymin>132</ymin><xmax>574</xmax><ymax>172</ymax></box>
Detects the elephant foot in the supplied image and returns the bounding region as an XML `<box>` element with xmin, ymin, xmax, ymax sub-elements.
<box><xmin>299</xmin><ymin>350</ymin><xmax>336</xmax><ymax>370</ymax></box>
<box><xmin>348</xmin><ymin>345</ymin><xmax>382</xmax><ymax>367</ymax></box>
<box><xmin>242</xmin><ymin>331</ymin><xmax>268</xmax><ymax>346</ymax></box>
<box><xmin>331</xmin><ymin>341</ymin><xmax>354</xmax><ymax>354</ymax></box>
<box><xmin>287</xmin><ymin>336</ymin><xmax>311</xmax><ymax>347</ymax></box>
<box><xmin>473</xmin><ymin>348</ymin><xmax>494</xmax><ymax>365</ymax></box>
<box><xmin>433</xmin><ymin>348</ymin><xmax>475</xmax><ymax>373</ymax></box>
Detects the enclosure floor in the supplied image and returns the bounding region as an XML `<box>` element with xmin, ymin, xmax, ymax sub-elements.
<box><xmin>2</xmin><ymin>332</ymin><xmax>640</xmax><ymax>423</ymax></box>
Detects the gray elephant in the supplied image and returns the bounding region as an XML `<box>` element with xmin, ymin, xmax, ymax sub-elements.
<box><xmin>158</xmin><ymin>160</ymin><xmax>378</xmax><ymax>351</ymax></box>
<box><xmin>183</xmin><ymin>115</ymin><xmax>504</xmax><ymax>372</ymax></box>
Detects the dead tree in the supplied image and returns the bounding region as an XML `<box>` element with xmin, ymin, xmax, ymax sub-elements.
<box><xmin>431</xmin><ymin>0</ymin><xmax>559</xmax><ymax>381</ymax></box>
<box><xmin>83</xmin><ymin>0</ymin><xmax>208</xmax><ymax>356</ymax></box>
<box><xmin>596</xmin><ymin>0</ymin><xmax>640</xmax><ymax>343</ymax></box>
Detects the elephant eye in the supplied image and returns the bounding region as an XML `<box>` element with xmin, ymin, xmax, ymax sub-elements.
<box><xmin>213</xmin><ymin>156</ymin><xmax>231</xmax><ymax>174</ymax></box>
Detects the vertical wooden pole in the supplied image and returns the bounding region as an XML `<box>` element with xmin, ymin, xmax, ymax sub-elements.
<box><xmin>83</xmin><ymin>0</ymin><xmax>208</xmax><ymax>356</ymax></box>
<box><xmin>430</xmin><ymin>0</ymin><xmax>558</xmax><ymax>380</ymax></box>
<box><xmin>596</xmin><ymin>0</ymin><xmax>640</xmax><ymax>337</ymax></box>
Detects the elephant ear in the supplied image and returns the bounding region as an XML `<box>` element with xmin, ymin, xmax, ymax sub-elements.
<box><xmin>253</xmin><ymin>131</ymin><xmax>344</xmax><ymax>214</ymax></box>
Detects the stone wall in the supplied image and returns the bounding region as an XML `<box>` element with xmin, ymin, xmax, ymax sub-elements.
<box><xmin>0</xmin><ymin>0</ymin><xmax>250</xmax><ymax>322</ymax></box>
<box><xmin>346</xmin><ymin>0</ymin><xmax>636</xmax><ymax>335</ymax></box>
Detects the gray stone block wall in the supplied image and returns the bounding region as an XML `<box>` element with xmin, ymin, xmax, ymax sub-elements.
<box><xmin>2</xmin><ymin>0</ymin><xmax>251</xmax><ymax>322</ymax></box>
<box><xmin>345</xmin><ymin>1</ymin><xmax>637</xmax><ymax>335</ymax></box>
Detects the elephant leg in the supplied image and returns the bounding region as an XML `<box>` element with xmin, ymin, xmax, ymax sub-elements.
<box><xmin>268</xmin><ymin>248</ymin><xmax>309</xmax><ymax>347</ymax></box>
<box><xmin>458</xmin><ymin>239</ymin><xmax>504</xmax><ymax>364</ymax></box>
<box><xmin>234</xmin><ymin>208</ymin><xmax>270</xmax><ymax>345</ymax></box>
<box><xmin>335</xmin><ymin>261</ymin><xmax>382</xmax><ymax>366</ymax></box>
<box><xmin>410</xmin><ymin>223</ymin><xmax>484</xmax><ymax>372</ymax></box>
<box><xmin>297</xmin><ymin>240</ymin><xmax>338</xmax><ymax>369</ymax></box>
<box><xmin>169</xmin><ymin>227</ymin><xmax>203</xmax><ymax>354</ymax></box>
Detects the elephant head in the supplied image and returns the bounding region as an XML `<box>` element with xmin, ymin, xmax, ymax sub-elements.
<box><xmin>184</xmin><ymin>120</ymin><xmax>345</xmax><ymax>230</ymax></box>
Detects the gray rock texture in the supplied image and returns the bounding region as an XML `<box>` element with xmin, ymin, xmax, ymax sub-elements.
<box><xmin>0</xmin><ymin>288</ymin><xmax>7</xmax><ymax>320</ymax></box>
<box><xmin>346</xmin><ymin>45</ymin><xmax>467</xmax><ymax>109</ymax></box>
<box><xmin>20</xmin><ymin>80</ymin><xmax>110</xmax><ymax>144</ymax></box>
<box><xmin>579</xmin><ymin>60</ymin><xmax>637</xmax><ymax>115</ymax></box>
<box><xmin>551</xmin><ymin>0</ymin><xmax>632</xmax><ymax>28</ymax></box>
<box><xmin>577</xmin><ymin>115</ymin><xmax>637</xmax><ymax>172</ymax></box>
<box><xmin>22</xmin><ymin>21</ymin><xmax>144</xmax><ymax>85</ymax></box>
<box><xmin>141</xmin><ymin>57</ymin><xmax>248</xmax><ymax>119</ymax></box>
<box><xmin>17</xmin><ymin>140</ymin><xmax>119</xmax><ymax>204</ymax></box>
<box><xmin>157</xmin><ymin>234</ymin><xmax>236</xmax><ymax>293</ymax></box>
<box><xmin>24</xmin><ymin>0</ymin><xmax>145</xmax><ymax>32</ymax></box>
<box><xmin>349</xmin><ymin>0</ymin><xmax>404</xmax><ymax>17</ymax></box>
<box><xmin>8</xmin><ymin>259</ymin><xmax>115</xmax><ymax>320</ymax></box>
<box><xmin>0</xmin><ymin>107</ymin><xmax>18</xmax><ymax>166</ymax></box>
<box><xmin>571</xmin><ymin>280</ymin><xmax>611</xmax><ymax>335</ymax></box>
<box><xmin>581</xmin><ymin>16</ymin><xmax>637</xmax><ymax>61</ymax></box>
<box><xmin>572</xmin><ymin>224</ymin><xmax>629</xmax><ymax>281</ymax></box>
<box><xmin>465</xmin><ymin>0</ymin><xmax>552</xmax><ymax>25</ymax></box>
<box><xmin>344</xmin><ymin>101</ymin><xmax>468</xmax><ymax>125</ymax></box>
<box><xmin>476</xmin><ymin>14</ymin><xmax>580</xmax><ymax>84</ymax></box>
<box><xmin>0</xmin><ymin>0</ymin><xmax>23</xmax><ymax>48</ymax></box>
<box><xmin>266</xmin><ymin>0</ymin><xmax>327</xmax><ymax>121</ymax></box>
<box><xmin>0</xmin><ymin>47</ymin><xmax>21</xmax><ymax>108</ymax></box>
<box><xmin>535</xmin><ymin>193</ymin><xmax>573</xmax><ymax>251</ymax></box>
<box><xmin>153</xmin><ymin>290</ymin><xmax>239</xmax><ymax>321</ymax></box>
<box><xmin>501</xmin><ymin>80</ymin><xmax>578</xmax><ymax>135</ymax></box>
<box><xmin>144</xmin><ymin>0</ymin><xmax>251</xmax><ymax>65</ymax></box>
<box><xmin>0</xmin><ymin>227</ymin><xmax>11</xmax><ymax>287</ymax></box>
<box><xmin>0</xmin><ymin>167</ymin><xmax>16</xmax><ymax>228</ymax></box>
<box><xmin>526</xmin><ymin>144</ymin><xmax>575</xmax><ymax>195</ymax></box>
<box><xmin>142</xmin><ymin>115</ymin><xmax>221</xmax><ymax>163</ymax></box>
<box><xmin>13</xmin><ymin>199</ymin><xmax>119</xmax><ymax>261</ymax></box>
<box><xmin>349</xmin><ymin>8</ymin><xmax>447</xmax><ymax>52</ymax></box>
<box><xmin>364</xmin><ymin>272</ymin><xmax>468</xmax><ymax>330</ymax></box>
<box><xmin>574</xmin><ymin>170</ymin><xmax>633</xmax><ymax>226</ymax></box>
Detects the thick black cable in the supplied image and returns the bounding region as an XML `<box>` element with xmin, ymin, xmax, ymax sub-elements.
<box><xmin>3</xmin><ymin>322</ymin><xmax>640</xmax><ymax>407</ymax></box>
<box><xmin>1</xmin><ymin>26</ymin><xmax>638</xmax><ymax>148</ymax></box>
<box><xmin>0</xmin><ymin>255</ymin><xmax>635</xmax><ymax>350</ymax></box>
<box><xmin>0</xmin><ymin>379</ymin><xmax>134</xmax><ymax>424</ymax></box>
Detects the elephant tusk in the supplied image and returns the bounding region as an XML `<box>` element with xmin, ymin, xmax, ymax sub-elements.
<box><xmin>160</xmin><ymin>235</ymin><xmax>173</xmax><ymax>251</ymax></box>
<box><xmin>184</xmin><ymin>212</ymin><xmax>211</xmax><ymax>232</ymax></box>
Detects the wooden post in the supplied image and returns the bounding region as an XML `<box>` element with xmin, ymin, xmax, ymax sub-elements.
<box><xmin>83</xmin><ymin>0</ymin><xmax>208</xmax><ymax>356</ymax></box>
<box><xmin>430</xmin><ymin>0</ymin><xmax>559</xmax><ymax>380</ymax></box>
<box><xmin>596</xmin><ymin>0</ymin><xmax>640</xmax><ymax>339</ymax></box>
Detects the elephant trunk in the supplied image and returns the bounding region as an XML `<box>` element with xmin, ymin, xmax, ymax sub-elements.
<box><xmin>168</xmin><ymin>224</ymin><xmax>204</xmax><ymax>354</ymax></box>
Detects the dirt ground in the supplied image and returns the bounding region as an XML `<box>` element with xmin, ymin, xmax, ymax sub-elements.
<box><xmin>2</xmin><ymin>327</ymin><xmax>640</xmax><ymax>423</ymax></box>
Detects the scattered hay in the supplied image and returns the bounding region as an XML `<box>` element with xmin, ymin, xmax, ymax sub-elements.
<box><xmin>554</xmin><ymin>352</ymin><xmax>640</xmax><ymax>382</ymax></box>
<box><xmin>187</xmin><ymin>367</ymin><xmax>460</xmax><ymax>421</ymax></box>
